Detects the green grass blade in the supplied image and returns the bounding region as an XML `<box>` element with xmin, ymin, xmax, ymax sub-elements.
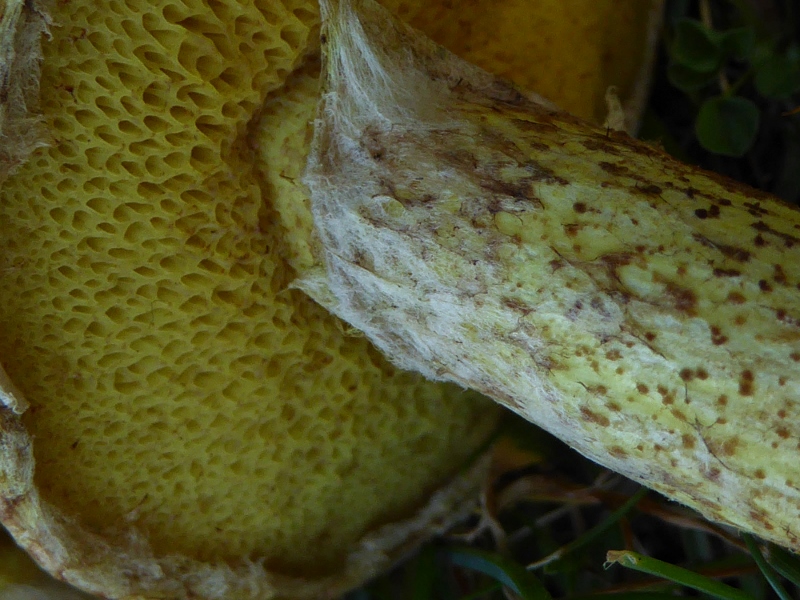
<box><xmin>605</xmin><ymin>550</ymin><xmax>752</xmax><ymax>600</ymax></box>
<box><xmin>741</xmin><ymin>535</ymin><xmax>792</xmax><ymax>600</ymax></box>
<box><xmin>529</xmin><ymin>487</ymin><xmax>649</xmax><ymax>569</ymax></box>
<box><xmin>763</xmin><ymin>543</ymin><xmax>800</xmax><ymax>589</ymax></box>
<box><xmin>409</xmin><ymin>545</ymin><xmax>439</xmax><ymax>600</ymax></box>
<box><xmin>568</xmin><ymin>594</ymin><xmax>683</xmax><ymax>600</ymax></box>
<box><xmin>447</xmin><ymin>547</ymin><xmax>552</xmax><ymax>600</ymax></box>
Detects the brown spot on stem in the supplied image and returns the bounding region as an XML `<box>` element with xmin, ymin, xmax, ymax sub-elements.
<box><xmin>727</xmin><ymin>291</ymin><xmax>746</xmax><ymax>304</ymax></box>
<box><xmin>739</xmin><ymin>370</ymin><xmax>755</xmax><ymax>396</ymax></box>
<box><xmin>580</xmin><ymin>406</ymin><xmax>610</xmax><ymax>427</ymax></box>
<box><xmin>774</xmin><ymin>265</ymin><xmax>788</xmax><ymax>285</ymax></box>
<box><xmin>722</xmin><ymin>438</ymin><xmax>739</xmax><ymax>456</ymax></box>
<box><xmin>710</xmin><ymin>326</ymin><xmax>728</xmax><ymax>345</ymax></box>
<box><xmin>609</xmin><ymin>446</ymin><xmax>627</xmax><ymax>458</ymax></box>
<box><xmin>720</xmin><ymin>245</ymin><xmax>751</xmax><ymax>262</ymax></box>
<box><xmin>666</xmin><ymin>283</ymin><xmax>697</xmax><ymax>315</ymax></box>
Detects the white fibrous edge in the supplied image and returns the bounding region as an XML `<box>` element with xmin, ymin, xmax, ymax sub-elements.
<box><xmin>303</xmin><ymin>0</ymin><xmax>800</xmax><ymax>551</ymax></box>
<box><xmin>0</xmin><ymin>0</ymin><xmax>49</xmax><ymax>184</ymax></box>
<box><xmin>0</xmin><ymin>386</ymin><xmax>491</xmax><ymax>599</ymax></box>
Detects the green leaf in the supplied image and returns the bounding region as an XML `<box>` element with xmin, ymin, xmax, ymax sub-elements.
<box><xmin>754</xmin><ymin>53</ymin><xmax>800</xmax><ymax>99</ymax></box>
<box><xmin>605</xmin><ymin>551</ymin><xmax>753</xmax><ymax>600</ymax></box>
<box><xmin>447</xmin><ymin>547</ymin><xmax>552</xmax><ymax>600</ymax></box>
<box><xmin>720</xmin><ymin>27</ymin><xmax>756</xmax><ymax>61</ymax></box>
<box><xmin>695</xmin><ymin>96</ymin><xmax>760</xmax><ymax>157</ymax></box>
<box><xmin>671</xmin><ymin>19</ymin><xmax>725</xmax><ymax>72</ymax></box>
<box><xmin>668</xmin><ymin>63</ymin><xmax>719</xmax><ymax>92</ymax></box>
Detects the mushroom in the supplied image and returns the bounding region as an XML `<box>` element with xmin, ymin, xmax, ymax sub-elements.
<box><xmin>0</xmin><ymin>0</ymin><xmax>662</xmax><ymax>598</ymax></box>
<box><xmin>304</xmin><ymin>0</ymin><xmax>800</xmax><ymax>553</ymax></box>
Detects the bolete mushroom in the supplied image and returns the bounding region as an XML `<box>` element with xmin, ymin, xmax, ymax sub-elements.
<box><xmin>0</xmin><ymin>0</ymin><xmax>663</xmax><ymax>598</ymax></box>
<box><xmin>303</xmin><ymin>0</ymin><xmax>800</xmax><ymax>553</ymax></box>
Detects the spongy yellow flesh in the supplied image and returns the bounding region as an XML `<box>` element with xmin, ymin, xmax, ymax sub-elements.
<box><xmin>0</xmin><ymin>0</ymin><xmax>497</xmax><ymax>575</ymax></box>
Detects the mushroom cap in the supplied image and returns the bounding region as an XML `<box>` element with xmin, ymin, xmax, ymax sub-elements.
<box><xmin>0</xmin><ymin>0</ymin><xmax>662</xmax><ymax>598</ymax></box>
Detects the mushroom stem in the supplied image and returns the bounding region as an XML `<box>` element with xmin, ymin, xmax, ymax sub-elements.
<box><xmin>304</xmin><ymin>0</ymin><xmax>800</xmax><ymax>550</ymax></box>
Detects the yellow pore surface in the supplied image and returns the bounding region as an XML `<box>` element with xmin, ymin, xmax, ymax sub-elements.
<box><xmin>0</xmin><ymin>0</ymin><xmax>498</xmax><ymax>576</ymax></box>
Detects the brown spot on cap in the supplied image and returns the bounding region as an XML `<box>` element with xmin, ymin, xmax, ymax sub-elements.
<box><xmin>791</xmin><ymin>352</ymin><xmax>800</xmax><ymax>362</ymax></box>
<box><xmin>705</xmin><ymin>467</ymin><xmax>721</xmax><ymax>482</ymax></box>
<box><xmin>605</xmin><ymin>349</ymin><xmax>621</xmax><ymax>360</ymax></box>
<box><xmin>709</xmin><ymin>205</ymin><xmax>721</xmax><ymax>218</ymax></box>
<box><xmin>755</xmin><ymin>469</ymin><xmax>766</xmax><ymax>479</ymax></box>
<box><xmin>573</xmin><ymin>202</ymin><xmax>587</xmax><ymax>214</ymax></box>
<box><xmin>697</xmin><ymin>368</ymin><xmax>709</xmax><ymax>380</ymax></box>
<box><xmin>759</xmin><ymin>279</ymin><xmax>773</xmax><ymax>293</ymax></box>
<box><xmin>636</xmin><ymin>383</ymin><xmax>649</xmax><ymax>394</ymax></box>
<box><xmin>644</xmin><ymin>331</ymin><xmax>657</xmax><ymax>342</ymax></box>
<box><xmin>679</xmin><ymin>368</ymin><xmax>694</xmax><ymax>382</ymax></box>
<box><xmin>694</xmin><ymin>208</ymin><xmax>708</xmax><ymax>219</ymax></box>
<box><xmin>717</xmin><ymin>394</ymin><xmax>728</xmax><ymax>406</ymax></box>
<box><xmin>713</xmin><ymin>268</ymin><xmax>741</xmax><ymax>277</ymax></box>
<box><xmin>580</xmin><ymin>406</ymin><xmax>610</xmax><ymax>427</ymax></box>
<box><xmin>754</xmin><ymin>234</ymin><xmax>768</xmax><ymax>247</ymax></box>
<box><xmin>777</xmin><ymin>427</ymin><xmax>790</xmax><ymax>439</ymax></box>
<box><xmin>681</xmin><ymin>434</ymin><xmax>695</xmax><ymax>449</ymax></box>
